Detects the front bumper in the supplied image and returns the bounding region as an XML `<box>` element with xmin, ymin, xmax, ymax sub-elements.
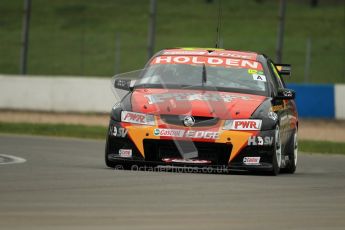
<box><xmin>106</xmin><ymin>120</ymin><xmax>276</xmax><ymax>169</ymax></box>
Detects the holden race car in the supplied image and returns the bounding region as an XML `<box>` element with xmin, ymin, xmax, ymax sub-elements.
<box><xmin>105</xmin><ymin>48</ymin><xmax>298</xmax><ymax>175</ymax></box>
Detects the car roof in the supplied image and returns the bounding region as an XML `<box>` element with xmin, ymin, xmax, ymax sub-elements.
<box><xmin>155</xmin><ymin>47</ymin><xmax>261</xmax><ymax>61</ymax></box>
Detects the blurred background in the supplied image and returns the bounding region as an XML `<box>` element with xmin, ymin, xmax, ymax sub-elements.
<box><xmin>0</xmin><ymin>0</ymin><xmax>344</xmax><ymax>83</ymax></box>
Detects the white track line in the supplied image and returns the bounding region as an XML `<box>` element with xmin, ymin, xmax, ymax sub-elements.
<box><xmin>0</xmin><ymin>154</ymin><xmax>27</xmax><ymax>165</ymax></box>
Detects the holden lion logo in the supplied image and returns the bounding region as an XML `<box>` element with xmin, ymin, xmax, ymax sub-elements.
<box><xmin>183</xmin><ymin>116</ymin><xmax>195</xmax><ymax>127</ymax></box>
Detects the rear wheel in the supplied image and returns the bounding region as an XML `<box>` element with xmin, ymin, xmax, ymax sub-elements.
<box><xmin>281</xmin><ymin>130</ymin><xmax>298</xmax><ymax>174</ymax></box>
<box><xmin>270</xmin><ymin>125</ymin><xmax>282</xmax><ymax>176</ymax></box>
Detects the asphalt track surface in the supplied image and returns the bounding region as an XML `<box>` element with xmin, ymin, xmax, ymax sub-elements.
<box><xmin>0</xmin><ymin>134</ymin><xmax>344</xmax><ymax>230</ymax></box>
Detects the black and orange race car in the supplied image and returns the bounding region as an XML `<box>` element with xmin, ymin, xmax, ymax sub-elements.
<box><xmin>105</xmin><ymin>48</ymin><xmax>298</xmax><ymax>175</ymax></box>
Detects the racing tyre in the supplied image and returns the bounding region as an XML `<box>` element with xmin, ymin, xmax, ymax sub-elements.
<box><xmin>270</xmin><ymin>125</ymin><xmax>282</xmax><ymax>176</ymax></box>
<box><xmin>281</xmin><ymin>130</ymin><xmax>298</xmax><ymax>174</ymax></box>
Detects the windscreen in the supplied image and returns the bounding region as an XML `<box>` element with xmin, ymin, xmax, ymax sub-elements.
<box><xmin>136</xmin><ymin>55</ymin><xmax>268</xmax><ymax>95</ymax></box>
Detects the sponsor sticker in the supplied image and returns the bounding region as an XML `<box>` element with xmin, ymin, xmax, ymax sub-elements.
<box><xmin>212</xmin><ymin>51</ymin><xmax>257</xmax><ymax>60</ymax></box>
<box><xmin>162</xmin><ymin>50</ymin><xmax>257</xmax><ymax>60</ymax></box>
<box><xmin>121</xmin><ymin>111</ymin><xmax>146</xmax><ymax>124</ymax></box>
<box><xmin>111</xmin><ymin>126</ymin><xmax>128</xmax><ymax>137</ymax></box>
<box><xmin>252</xmin><ymin>74</ymin><xmax>266</xmax><ymax>82</ymax></box>
<box><xmin>151</xmin><ymin>56</ymin><xmax>262</xmax><ymax>70</ymax></box>
<box><xmin>163</xmin><ymin>51</ymin><xmax>207</xmax><ymax>55</ymax></box>
<box><xmin>119</xmin><ymin>149</ymin><xmax>132</xmax><ymax>158</ymax></box>
<box><xmin>154</xmin><ymin>128</ymin><xmax>185</xmax><ymax>137</ymax></box>
<box><xmin>154</xmin><ymin>129</ymin><xmax>220</xmax><ymax>139</ymax></box>
<box><xmin>224</xmin><ymin>119</ymin><xmax>262</xmax><ymax>130</ymax></box>
<box><xmin>154</xmin><ymin>129</ymin><xmax>160</xmax><ymax>136</ymax></box>
<box><xmin>248</xmin><ymin>69</ymin><xmax>264</xmax><ymax>75</ymax></box>
<box><xmin>121</xmin><ymin>111</ymin><xmax>154</xmax><ymax>125</ymax></box>
<box><xmin>268</xmin><ymin>112</ymin><xmax>278</xmax><ymax>121</ymax></box>
<box><xmin>112</xmin><ymin>126</ymin><xmax>117</xmax><ymax>136</ymax></box>
<box><xmin>185</xmin><ymin>130</ymin><xmax>220</xmax><ymax>139</ymax></box>
<box><xmin>243</xmin><ymin>157</ymin><xmax>260</xmax><ymax>165</ymax></box>
<box><xmin>248</xmin><ymin>136</ymin><xmax>274</xmax><ymax>146</ymax></box>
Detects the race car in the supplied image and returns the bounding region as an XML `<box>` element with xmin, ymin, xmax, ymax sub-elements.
<box><xmin>105</xmin><ymin>48</ymin><xmax>298</xmax><ymax>175</ymax></box>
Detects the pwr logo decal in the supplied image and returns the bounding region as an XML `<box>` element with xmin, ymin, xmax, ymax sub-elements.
<box><xmin>229</xmin><ymin>120</ymin><xmax>262</xmax><ymax>130</ymax></box>
<box><xmin>121</xmin><ymin>111</ymin><xmax>146</xmax><ymax>124</ymax></box>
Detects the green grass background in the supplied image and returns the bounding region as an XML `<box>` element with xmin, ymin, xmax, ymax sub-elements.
<box><xmin>0</xmin><ymin>0</ymin><xmax>344</xmax><ymax>83</ymax></box>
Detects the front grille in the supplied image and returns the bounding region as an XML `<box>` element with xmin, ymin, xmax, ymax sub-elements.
<box><xmin>160</xmin><ymin>115</ymin><xmax>219</xmax><ymax>127</ymax></box>
<box><xmin>144</xmin><ymin>139</ymin><xmax>232</xmax><ymax>165</ymax></box>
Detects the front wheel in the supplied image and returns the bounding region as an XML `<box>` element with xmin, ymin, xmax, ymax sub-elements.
<box><xmin>270</xmin><ymin>125</ymin><xmax>282</xmax><ymax>176</ymax></box>
<box><xmin>281</xmin><ymin>130</ymin><xmax>298</xmax><ymax>174</ymax></box>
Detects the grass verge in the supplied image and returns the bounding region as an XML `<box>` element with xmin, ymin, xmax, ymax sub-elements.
<box><xmin>298</xmin><ymin>140</ymin><xmax>345</xmax><ymax>155</ymax></box>
<box><xmin>0</xmin><ymin>122</ymin><xmax>344</xmax><ymax>154</ymax></box>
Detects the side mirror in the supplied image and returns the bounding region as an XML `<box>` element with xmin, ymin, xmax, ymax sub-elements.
<box><xmin>276</xmin><ymin>88</ymin><xmax>295</xmax><ymax>100</ymax></box>
<box><xmin>114</xmin><ymin>79</ymin><xmax>135</xmax><ymax>91</ymax></box>
<box><xmin>275</xmin><ymin>64</ymin><xmax>291</xmax><ymax>76</ymax></box>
